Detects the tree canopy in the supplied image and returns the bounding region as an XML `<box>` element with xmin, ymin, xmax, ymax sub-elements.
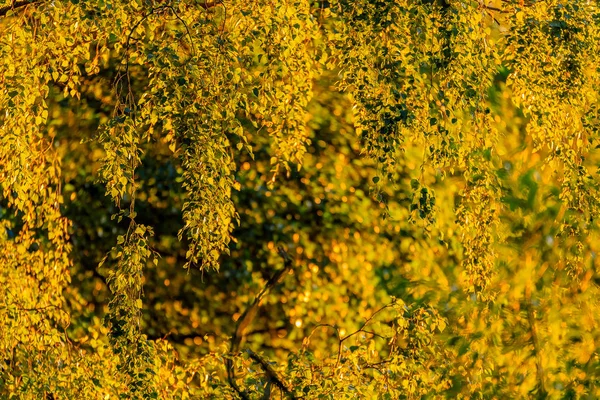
<box><xmin>1</xmin><ymin>0</ymin><xmax>600</xmax><ymax>398</ymax></box>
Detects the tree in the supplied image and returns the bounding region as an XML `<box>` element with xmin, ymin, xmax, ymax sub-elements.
<box><xmin>1</xmin><ymin>0</ymin><xmax>600</xmax><ymax>398</ymax></box>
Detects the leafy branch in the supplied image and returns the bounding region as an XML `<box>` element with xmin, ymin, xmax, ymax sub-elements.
<box><xmin>335</xmin><ymin>301</ymin><xmax>397</xmax><ymax>367</ymax></box>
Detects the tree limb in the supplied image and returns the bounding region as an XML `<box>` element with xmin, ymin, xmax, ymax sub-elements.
<box><xmin>226</xmin><ymin>246</ymin><xmax>294</xmax><ymax>400</ymax></box>
<box><xmin>231</xmin><ymin>247</ymin><xmax>293</xmax><ymax>353</ymax></box>
<box><xmin>0</xmin><ymin>0</ymin><xmax>40</xmax><ymax>17</ymax></box>
<box><xmin>247</xmin><ymin>349</ymin><xmax>296</xmax><ymax>399</ymax></box>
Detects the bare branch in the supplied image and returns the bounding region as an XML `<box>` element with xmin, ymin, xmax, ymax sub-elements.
<box><xmin>225</xmin><ymin>246</ymin><xmax>294</xmax><ymax>399</ymax></box>
<box><xmin>247</xmin><ymin>349</ymin><xmax>297</xmax><ymax>399</ymax></box>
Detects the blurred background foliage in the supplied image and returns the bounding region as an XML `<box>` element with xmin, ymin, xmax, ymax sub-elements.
<box><xmin>2</xmin><ymin>0</ymin><xmax>600</xmax><ymax>399</ymax></box>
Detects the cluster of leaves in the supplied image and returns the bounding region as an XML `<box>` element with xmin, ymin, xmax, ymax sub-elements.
<box><xmin>2</xmin><ymin>0</ymin><xmax>600</xmax><ymax>398</ymax></box>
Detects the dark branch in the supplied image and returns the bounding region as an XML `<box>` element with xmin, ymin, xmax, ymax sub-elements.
<box><xmin>340</xmin><ymin>301</ymin><xmax>396</xmax><ymax>342</ymax></box>
<box><xmin>226</xmin><ymin>246</ymin><xmax>294</xmax><ymax>400</ymax></box>
<box><xmin>231</xmin><ymin>247</ymin><xmax>293</xmax><ymax>353</ymax></box>
<box><xmin>247</xmin><ymin>349</ymin><xmax>296</xmax><ymax>399</ymax></box>
<box><xmin>0</xmin><ymin>0</ymin><xmax>40</xmax><ymax>17</ymax></box>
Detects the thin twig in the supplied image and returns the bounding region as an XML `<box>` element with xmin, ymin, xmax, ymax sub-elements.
<box><xmin>166</xmin><ymin>5</ymin><xmax>196</xmax><ymax>57</ymax></box>
<box><xmin>334</xmin><ymin>301</ymin><xmax>397</xmax><ymax>368</ymax></box>
<box><xmin>340</xmin><ymin>302</ymin><xmax>395</xmax><ymax>342</ymax></box>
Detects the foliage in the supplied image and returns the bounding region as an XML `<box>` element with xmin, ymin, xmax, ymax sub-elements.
<box><xmin>1</xmin><ymin>0</ymin><xmax>600</xmax><ymax>398</ymax></box>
